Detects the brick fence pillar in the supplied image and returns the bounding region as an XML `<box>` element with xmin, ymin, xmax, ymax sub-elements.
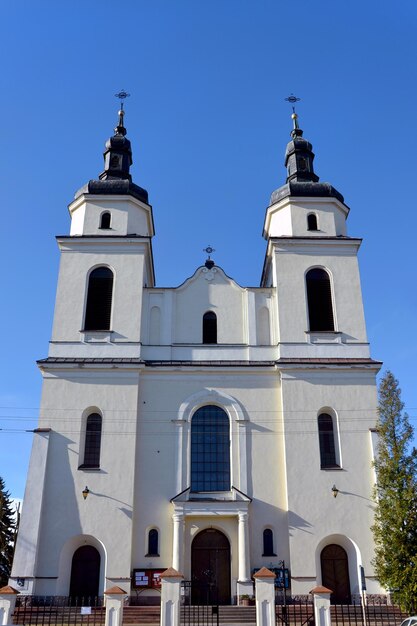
<box><xmin>254</xmin><ymin>567</ymin><xmax>276</xmax><ymax>626</ymax></box>
<box><xmin>310</xmin><ymin>586</ymin><xmax>332</xmax><ymax>626</ymax></box>
<box><xmin>160</xmin><ymin>568</ymin><xmax>183</xmax><ymax>626</ymax></box>
<box><xmin>0</xmin><ymin>586</ymin><xmax>19</xmax><ymax>626</ymax></box>
<box><xmin>104</xmin><ymin>585</ymin><xmax>128</xmax><ymax>626</ymax></box>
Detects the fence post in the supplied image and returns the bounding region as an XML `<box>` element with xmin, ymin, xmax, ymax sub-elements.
<box><xmin>0</xmin><ymin>586</ymin><xmax>19</xmax><ymax>626</ymax></box>
<box><xmin>104</xmin><ymin>585</ymin><xmax>128</xmax><ymax>626</ymax></box>
<box><xmin>310</xmin><ymin>586</ymin><xmax>332</xmax><ymax>626</ymax></box>
<box><xmin>254</xmin><ymin>567</ymin><xmax>276</xmax><ymax>626</ymax></box>
<box><xmin>160</xmin><ymin>568</ymin><xmax>183</xmax><ymax>626</ymax></box>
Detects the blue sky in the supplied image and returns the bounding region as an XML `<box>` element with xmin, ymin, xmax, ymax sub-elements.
<box><xmin>1</xmin><ymin>0</ymin><xmax>416</xmax><ymax>499</ymax></box>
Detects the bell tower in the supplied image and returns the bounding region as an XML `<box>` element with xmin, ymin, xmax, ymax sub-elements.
<box><xmin>49</xmin><ymin>98</ymin><xmax>155</xmax><ymax>359</ymax></box>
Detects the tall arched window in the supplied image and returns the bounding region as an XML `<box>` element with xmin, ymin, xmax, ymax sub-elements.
<box><xmin>306</xmin><ymin>268</ymin><xmax>335</xmax><ymax>331</ymax></box>
<box><xmin>191</xmin><ymin>405</ymin><xmax>230</xmax><ymax>492</ymax></box>
<box><xmin>84</xmin><ymin>267</ymin><xmax>114</xmax><ymax>331</ymax></box>
<box><xmin>202</xmin><ymin>311</ymin><xmax>217</xmax><ymax>344</ymax></box>
<box><xmin>318</xmin><ymin>413</ymin><xmax>338</xmax><ymax>468</ymax></box>
<box><xmin>99</xmin><ymin>212</ymin><xmax>111</xmax><ymax>229</ymax></box>
<box><xmin>307</xmin><ymin>213</ymin><xmax>318</xmax><ymax>231</ymax></box>
<box><xmin>83</xmin><ymin>413</ymin><xmax>102</xmax><ymax>468</ymax></box>
<box><xmin>262</xmin><ymin>529</ymin><xmax>276</xmax><ymax>556</ymax></box>
<box><xmin>146</xmin><ymin>529</ymin><xmax>159</xmax><ymax>556</ymax></box>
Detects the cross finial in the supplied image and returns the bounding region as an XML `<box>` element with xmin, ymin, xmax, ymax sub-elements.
<box><xmin>285</xmin><ymin>94</ymin><xmax>301</xmax><ymax>134</ymax></box>
<box><xmin>285</xmin><ymin>93</ymin><xmax>300</xmax><ymax>114</ymax></box>
<box><xmin>203</xmin><ymin>245</ymin><xmax>215</xmax><ymax>260</ymax></box>
<box><xmin>115</xmin><ymin>89</ymin><xmax>130</xmax><ymax>110</ymax></box>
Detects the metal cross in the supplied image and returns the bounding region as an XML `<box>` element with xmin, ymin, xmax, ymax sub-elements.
<box><xmin>115</xmin><ymin>90</ymin><xmax>130</xmax><ymax>110</ymax></box>
<box><xmin>203</xmin><ymin>245</ymin><xmax>215</xmax><ymax>259</ymax></box>
<box><xmin>285</xmin><ymin>93</ymin><xmax>300</xmax><ymax>113</ymax></box>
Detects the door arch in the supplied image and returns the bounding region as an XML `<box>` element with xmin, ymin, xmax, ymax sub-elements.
<box><xmin>69</xmin><ymin>545</ymin><xmax>100</xmax><ymax>601</ymax></box>
<box><xmin>191</xmin><ymin>529</ymin><xmax>231</xmax><ymax>605</ymax></box>
<box><xmin>321</xmin><ymin>544</ymin><xmax>351</xmax><ymax>604</ymax></box>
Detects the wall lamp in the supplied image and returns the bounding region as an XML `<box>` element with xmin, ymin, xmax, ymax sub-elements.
<box><xmin>331</xmin><ymin>484</ymin><xmax>339</xmax><ymax>498</ymax></box>
<box><xmin>82</xmin><ymin>486</ymin><xmax>90</xmax><ymax>500</ymax></box>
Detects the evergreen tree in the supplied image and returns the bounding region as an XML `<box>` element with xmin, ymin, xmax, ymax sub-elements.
<box><xmin>0</xmin><ymin>476</ymin><xmax>15</xmax><ymax>586</ymax></box>
<box><xmin>372</xmin><ymin>371</ymin><xmax>417</xmax><ymax>612</ymax></box>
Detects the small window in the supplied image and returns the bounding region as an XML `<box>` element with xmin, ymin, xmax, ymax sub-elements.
<box><xmin>203</xmin><ymin>311</ymin><xmax>217</xmax><ymax>344</ymax></box>
<box><xmin>82</xmin><ymin>413</ymin><xmax>102</xmax><ymax>468</ymax></box>
<box><xmin>84</xmin><ymin>267</ymin><xmax>114</xmax><ymax>331</ymax></box>
<box><xmin>146</xmin><ymin>529</ymin><xmax>159</xmax><ymax>556</ymax></box>
<box><xmin>99</xmin><ymin>212</ymin><xmax>111</xmax><ymax>229</ymax></box>
<box><xmin>262</xmin><ymin>529</ymin><xmax>276</xmax><ymax>556</ymax></box>
<box><xmin>318</xmin><ymin>413</ymin><xmax>338</xmax><ymax>468</ymax></box>
<box><xmin>307</xmin><ymin>213</ymin><xmax>318</xmax><ymax>231</ymax></box>
<box><xmin>306</xmin><ymin>268</ymin><xmax>335</xmax><ymax>331</ymax></box>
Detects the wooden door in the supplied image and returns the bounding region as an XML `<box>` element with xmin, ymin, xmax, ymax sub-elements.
<box><xmin>321</xmin><ymin>544</ymin><xmax>351</xmax><ymax>604</ymax></box>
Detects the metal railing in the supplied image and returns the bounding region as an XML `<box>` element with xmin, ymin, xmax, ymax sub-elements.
<box><xmin>13</xmin><ymin>595</ymin><xmax>105</xmax><ymax>626</ymax></box>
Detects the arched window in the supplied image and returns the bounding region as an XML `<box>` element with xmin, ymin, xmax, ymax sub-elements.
<box><xmin>202</xmin><ymin>311</ymin><xmax>217</xmax><ymax>344</ymax></box>
<box><xmin>99</xmin><ymin>212</ymin><xmax>111</xmax><ymax>229</ymax></box>
<box><xmin>84</xmin><ymin>267</ymin><xmax>114</xmax><ymax>331</ymax></box>
<box><xmin>83</xmin><ymin>413</ymin><xmax>102</xmax><ymax>468</ymax></box>
<box><xmin>318</xmin><ymin>413</ymin><xmax>338</xmax><ymax>468</ymax></box>
<box><xmin>307</xmin><ymin>213</ymin><xmax>318</xmax><ymax>231</ymax></box>
<box><xmin>262</xmin><ymin>529</ymin><xmax>276</xmax><ymax>556</ymax></box>
<box><xmin>306</xmin><ymin>268</ymin><xmax>335</xmax><ymax>331</ymax></box>
<box><xmin>146</xmin><ymin>529</ymin><xmax>159</xmax><ymax>556</ymax></box>
<box><xmin>191</xmin><ymin>405</ymin><xmax>230</xmax><ymax>492</ymax></box>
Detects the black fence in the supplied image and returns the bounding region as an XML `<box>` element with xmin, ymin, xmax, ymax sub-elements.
<box><xmin>276</xmin><ymin>597</ymin><xmax>314</xmax><ymax>626</ymax></box>
<box><xmin>180</xmin><ymin>582</ymin><xmax>219</xmax><ymax>626</ymax></box>
<box><xmin>13</xmin><ymin>596</ymin><xmax>105</xmax><ymax>626</ymax></box>
<box><xmin>331</xmin><ymin>600</ymin><xmax>408</xmax><ymax>626</ymax></box>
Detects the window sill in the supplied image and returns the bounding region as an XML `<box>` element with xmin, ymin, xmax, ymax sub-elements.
<box><xmin>80</xmin><ymin>330</ymin><xmax>113</xmax><ymax>343</ymax></box>
<box><xmin>320</xmin><ymin>465</ymin><xmax>342</xmax><ymax>471</ymax></box>
<box><xmin>145</xmin><ymin>553</ymin><xmax>160</xmax><ymax>558</ymax></box>
<box><xmin>262</xmin><ymin>553</ymin><xmax>277</xmax><ymax>557</ymax></box>
<box><xmin>78</xmin><ymin>465</ymin><xmax>101</xmax><ymax>471</ymax></box>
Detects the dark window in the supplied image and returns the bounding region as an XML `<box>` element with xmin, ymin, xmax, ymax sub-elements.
<box><xmin>306</xmin><ymin>268</ymin><xmax>335</xmax><ymax>331</ymax></box>
<box><xmin>262</xmin><ymin>529</ymin><xmax>276</xmax><ymax>556</ymax></box>
<box><xmin>191</xmin><ymin>405</ymin><xmax>230</xmax><ymax>492</ymax></box>
<box><xmin>318</xmin><ymin>413</ymin><xmax>338</xmax><ymax>468</ymax></box>
<box><xmin>203</xmin><ymin>311</ymin><xmax>217</xmax><ymax>344</ymax></box>
<box><xmin>83</xmin><ymin>413</ymin><xmax>102</xmax><ymax>468</ymax></box>
<box><xmin>84</xmin><ymin>267</ymin><xmax>114</xmax><ymax>331</ymax></box>
<box><xmin>100</xmin><ymin>212</ymin><xmax>111</xmax><ymax>229</ymax></box>
<box><xmin>307</xmin><ymin>214</ymin><xmax>318</xmax><ymax>230</ymax></box>
<box><xmin>147</xmin><ymin>529</ymin><xmax>159</xmax><ymax>556</ymax></box>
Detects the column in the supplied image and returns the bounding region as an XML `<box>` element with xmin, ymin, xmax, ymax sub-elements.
<box><xmin>172</xmin><ymin>512</ymin><xmax>185</xmax><ymax>573</ymax></box>
<box><xmin>238</xmin><ymin>511</ymin><xmax>250</xmax><ymax>581</ymax></box>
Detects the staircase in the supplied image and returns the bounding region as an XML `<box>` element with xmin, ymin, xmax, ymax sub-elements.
<box><xmin>123</xmin><ymin>605</ymin><xmax>257</xmax><ymax>625</ymax></box>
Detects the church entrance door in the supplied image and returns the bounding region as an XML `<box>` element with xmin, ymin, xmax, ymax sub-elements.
<box><xmin>320</xmin><ymin>544</ymin><xmax>351</xmax><ymax>604</ymax></box>
<box><xmin>69</xmin><ymin>545</ymin><xmax>100</xmax><ymax>602</ymax></box>
<box><xmin>191</xmin><ymin>529</ymin><xmax>231</xmax><ymax>605</ymax></box>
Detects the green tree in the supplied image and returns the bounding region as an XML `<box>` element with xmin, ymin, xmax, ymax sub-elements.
<box><xmin>372</xmin><ymin>371</ymin><xmax>417</xmax><ymax>612</ymax></box>
<box><xmin>0</xmin><ymin>476</ymin><xmax>15</xmax><ymax>586</ymax></box>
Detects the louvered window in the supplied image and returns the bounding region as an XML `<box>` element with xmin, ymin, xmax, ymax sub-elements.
<box><xmin>147</xmin><ymin>529</ymin><xmax>159</xmax><ymax>556</ymax></box>
<box><xmin>306</xmin><ymin>268</ymin><xmax>335</xmax><ymax>331</ymax></box>
<box><xmin>203</xmin><ymin>311</ymin><xmax>217</xmax><ymax>344</ymax></box>
<box><xmin>318</xmin><ymin>413</ymin><xmax>338</xmax><ymax>468</ymax></box>
<box><xmin>84</xmin><ymin>267</ymin><xmax>114</xmax><ymax>331</ymax></box>
<box><xmin>307</xmin><ymin>213</ymin><xmax>318</xmax><ymax>230</ymax></box>
<box><xmin>191</xmin><ymin>405</ymin><xmax>230</xmax><ymax>492</ymax></box>
<box><xmin>83</xmin><ymin>413</ymin><xmax>102</xmax><ymax>468</ymax></box>
<box><xmin>263</xmin><ymin>529</ymin><xmax>276</xmax><ymax>556</ymax></box>
<box><xmin>100</xmin><ymin>212</ymin><xmax>111</xmax><ymax>229</ymax></box>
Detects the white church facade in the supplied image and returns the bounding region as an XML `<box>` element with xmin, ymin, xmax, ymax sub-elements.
<box><xmin>11</xmin><ymin>105</ymin><xmax>383</xmax><ymax>605</ymax></box>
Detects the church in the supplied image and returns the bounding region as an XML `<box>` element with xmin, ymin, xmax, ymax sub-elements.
<box><xmin>10</xmin><ymin>102</ymin><xmax>383</xmax><ymax>605</ymax></box>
